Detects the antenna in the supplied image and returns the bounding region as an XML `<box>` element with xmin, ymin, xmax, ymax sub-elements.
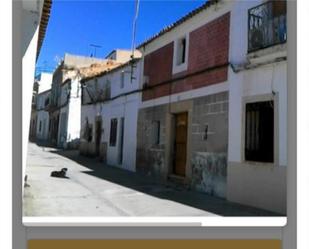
<box><xmin>131</xmin><ymin>0</ymin><xmax>140</xmax><ymax>58</ymax></box>
<box><xmin>90</xmin><ymin>44</ymin><xmax>102</xmax><ymax>57</ymax></box>
<box><xmin>130</xmin><ymin>0</ymin><xmax>140</xmax><ymax>82</ymax></box>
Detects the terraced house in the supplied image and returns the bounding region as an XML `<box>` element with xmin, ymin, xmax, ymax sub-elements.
<box><xmin>136</xmin><ymin>0</ymin><xmax>287</xmax><ymax>214</ymax></box>
<box><xmin>46</xmin><ymin>54</ymin><xmax>108</xmax><ymax>148</ymax></box>
<box><xmin>80</xmin><ymin>49</ymin><xmax>142</xmax><ymax>172</ymax></box>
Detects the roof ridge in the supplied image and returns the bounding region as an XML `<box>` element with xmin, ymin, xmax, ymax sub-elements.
<box><xmin>137</xmin><ymin>0</ymin><xmax>219</xmax><ymax>48</ymax></box>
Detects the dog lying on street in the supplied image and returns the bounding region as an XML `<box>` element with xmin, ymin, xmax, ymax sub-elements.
<box><xmin>50</xmin><ymin>168</ymin><xmax>69</xmax><ymax>178</ymax></box>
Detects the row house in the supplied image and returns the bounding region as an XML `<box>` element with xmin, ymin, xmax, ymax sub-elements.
<box><xmin>80</xmin><ymin>50</ymin><xmax>142</xmax><ymax>171</ymax></box>
<box><xmin>135</xmin><ymin>0</ymin><xmax>287</xmax><ymax>214</ymax></box>
<box><xmin>46</xmin><ymin>53</ymin><xmax>109</xmax><ymax>148</ymax></box>
<box><xmin>228</xmin><ymin>0</ymin><xmax>287</xmax><ymax>214</ymax></box>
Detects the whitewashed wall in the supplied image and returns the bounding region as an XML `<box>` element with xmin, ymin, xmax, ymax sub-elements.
<box><xmin>37</xmin><ymin>72</ymin><xmax>52</xmax><ymax>93</ymax></box>
<box><xmin>57</xmin><ymin>78</ymin><xmax>81</xmax><ymax>148</ymax></box>
<box><xmin>81</xmin><ymin>61</ymin><xmax>141</xmax><ymax>171</ymax></box>
<box><xmin>228</xmin><ymin>0</ymin><xmax>287</xmax><ymax>167</ymax></box>
<box><xmin>67</xmin><ymin>78</ymin><xmax>82</xmax><ymax>145</ymax></box>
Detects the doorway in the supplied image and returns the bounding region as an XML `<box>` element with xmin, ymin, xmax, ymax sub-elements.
<box><xmin>95</xmin><ymin>117</ymin><xmax>102</xmax><ymax>157</ymax></box>
<box><xmin>173</xmin><ymin>112</ymin><xmax>188</xmax><ymax>176</ymax></box>
<box><xmin>118</xmin><ymin>117</ymin><xmax>125</xmax><ymax>165</ymax></box>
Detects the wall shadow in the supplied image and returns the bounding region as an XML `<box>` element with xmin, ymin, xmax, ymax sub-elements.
<box><xmin>51</xmin><ymin>149</ymin><xmax>282</xmax><ymax>217</ymax></box>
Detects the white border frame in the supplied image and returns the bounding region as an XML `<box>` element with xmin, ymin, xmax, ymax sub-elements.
<box><xmin>23</xmin><ymin>217</ymin><xmax>287</xmax><ymax>227</ymax></box>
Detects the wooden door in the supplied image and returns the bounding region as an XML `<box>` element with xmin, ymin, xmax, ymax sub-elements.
<box><xmin>173</xmin><ymin>112</ymin><xmax>188</xmax><ymax>176</ymax></box>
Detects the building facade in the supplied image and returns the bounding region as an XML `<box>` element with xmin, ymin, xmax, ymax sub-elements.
<box><xmin>227</xmin><ymin>0</ymin><xmax>287</xmax><ymax>214</ymax></box>
<box><xmin>46</xmin><ymin>53</ymin><xmax>108</xmax><ymax>147</ymax></box>
<box><xmin>136</xmin><ymin>0</ymin><xmax>230</xmax><ymax>198</ymax></box>
<box><xmin>135</xmin><ymin>0</ymin><xmax>287</xmax><ymax>214</ymax></box>
<box><xmin>80</xmin><ymin>52</ymin><xmax>142</xmax><ymax>172</ymax></box>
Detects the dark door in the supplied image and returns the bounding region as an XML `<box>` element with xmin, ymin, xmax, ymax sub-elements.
<box><xmin>118</xmin><ymin>117</ymin><xmax>125</xmax><ymax>164</ymax></box>
<box><xmin>173</xmin><ymin>112</ymin><xmax>188</xmax><ymax>176</ymax></box>
<box><xmin>95</xmin><ymin>118</ymin><xmax>102</xmax><ymax>156</ymax></box>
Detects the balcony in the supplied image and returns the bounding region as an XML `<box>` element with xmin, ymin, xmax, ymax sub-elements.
<box><xmin>248</xmin><ymin>1</ymin><xmax>286</xmax><ymax>53</ymax></box>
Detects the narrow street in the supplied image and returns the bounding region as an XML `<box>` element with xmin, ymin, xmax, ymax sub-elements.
<box><xmin>24</xmin><ymin>143</ymin><xmax>279</xmax><ymax>217</ymax></box>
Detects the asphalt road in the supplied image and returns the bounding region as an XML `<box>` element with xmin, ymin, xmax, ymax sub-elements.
<box><xmin>23</xmin><ymin>143</ymin><xmax>279</xmax><ymax>217</ymax></box>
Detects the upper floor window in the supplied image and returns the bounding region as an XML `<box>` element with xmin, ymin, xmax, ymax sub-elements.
<box><xmin>176</xmin><ymin>37</ymin><xmax>186</xmax><ymax>65</ymax></box>
<box><xmin>248</xmin><ymin>0</ymin><xmax>287</xmax><ymax>53</ymax></box>
<box><xmin>173</xmin><ymin>34</ymin><xmax>189</xmax><ymax>74</ymax></box>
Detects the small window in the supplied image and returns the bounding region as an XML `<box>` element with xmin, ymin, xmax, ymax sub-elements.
<box><xmin>152</xmin><ymin>121</ymin><xmax>160</xmax><ymax>145</ymax></box>
<box><xmin>39</xmin><ymin>121</ymin><xmax>42</xmax><ymax>132</ymax></box>
<box><xmin>176</xmin><ymin>37</ymin><xmax>187</xmax><ymax>65</ymax></box>
<box><xmin>245</xmin><ymin>101</ymin><xmax>274</xmax><ymax>163</ymax></box>
<box><xmin>110</xmin><ymin>118</ymin><xmax>118</xmax><ymax>146</ymax></box>
<box><xmin>120</xmin><ymin>71</ymin><xmax>125</xmax><ymax>89</ymax></box>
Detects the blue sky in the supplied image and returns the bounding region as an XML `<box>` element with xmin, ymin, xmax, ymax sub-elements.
<box><xmin>36</xmin><ymin>0</ymin><xmax>205</xmax><ymax>73</ymax></box>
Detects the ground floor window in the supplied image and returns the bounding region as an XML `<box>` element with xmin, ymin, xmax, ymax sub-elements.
<box><xmin>245</xmin><ymin>100</ymin><xmax>274</xmax><ymax>163</ymax></box>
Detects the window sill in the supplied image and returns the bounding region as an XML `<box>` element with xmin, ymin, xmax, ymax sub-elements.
<box><xmin>172</xmin><ymin>62</ymin><xmax>188</xmax><ymax>75</ymax></box>
<box><xmin>243</xmin><ymin>160</ymin><xmax>276</xmax><ymax>167</ymax></box>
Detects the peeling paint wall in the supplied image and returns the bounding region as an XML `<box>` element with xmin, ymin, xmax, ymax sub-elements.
<box><xmin>136</xmin><ymin>105</ymin><xmax>167</xmax><ymax>180</ymax></box>
<box><xmin>191</xmin><ymin>152</ymin><xmax>227</xmax><ymax>198</ymax></box>
<box><xmin>190</xmin><ymin>92</ymin><xmax>228</xmax><ymax>198</ymax></box>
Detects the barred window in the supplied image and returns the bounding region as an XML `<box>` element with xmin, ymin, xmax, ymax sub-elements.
<box><xmin>245</xmin><ymin>101</ymin><xmax>274</xmax><ymax>162</ymax></box>
<box><xmin>110</xmin><ymin>118</ymin><xmax>118</xmax><ymax>146</ymax></box>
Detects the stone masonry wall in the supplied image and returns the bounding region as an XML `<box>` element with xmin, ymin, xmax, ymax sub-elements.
<box><xmin>136</xmin><ymin>105</ymin><xmax>167</xmax><ymax>180</ymax></box>
<box><xmin>191</xmin><ymin>91</ymin><xmax>229</xmax><ymax>198</ymax></box>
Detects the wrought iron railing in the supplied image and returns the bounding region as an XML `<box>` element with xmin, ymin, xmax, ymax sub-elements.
<box><xmin>248</xmin><ymin>1</ymin><xmax>287</xmax><ymax>53</ymax></box>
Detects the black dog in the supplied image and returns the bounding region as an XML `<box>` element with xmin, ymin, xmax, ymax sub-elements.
<box><xmin>50</xmin><ymin>168</ymin><xmax>69</xmax><ymax>178</ymax></box>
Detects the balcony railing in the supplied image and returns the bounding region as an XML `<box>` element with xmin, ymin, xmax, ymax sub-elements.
<box><xmin>248</xmin><ymin>1</ymin><xmax>287</xmax><ymax>53</ymax></box>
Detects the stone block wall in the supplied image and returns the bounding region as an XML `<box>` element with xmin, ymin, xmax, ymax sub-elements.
<box><xmin>190</xmin><ymin>91</ymin><xmax>229</xmax><ymax>198</ymax></box>
<box><xmin>136</xmin><ymin>105</ymin><xmax>167</xmax><ymax>180</ymax></box>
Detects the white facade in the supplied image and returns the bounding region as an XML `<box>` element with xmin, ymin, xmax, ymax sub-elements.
<box><xmin>226</xmin><ymin>0</ymin><xmax>287</xmax><ymax>214</ymax></box>
<box><xmin>22</xmin><ymin>0</ymin><xmax>47</xmax><ymax>191</ymax></box>
<box><xmin>37</xmin><ymin>72</ymin><xmax>52</xmax><ymax>93</ymax></box>
<box><xmin>57</xmin><ymin>77</ymin><xmax>82</xmax><ymax>148</ymax></box>
<box><xmin>81</xmin><ymin>59</ymin><xmax>142</xmax><ymax>172</ymax></box>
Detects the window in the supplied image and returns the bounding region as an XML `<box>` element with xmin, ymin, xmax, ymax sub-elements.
<box><xmin>248</xmin><ymin>1</ymin><xmax>287</xmax><ymax>52</ymax></box>
<box><xmin>176</xmin><ymin>37</ymin><xmax>187</xmax><ymax>65</ymax></box>
<box><xmin>39</xmin><ymin>121</ymin><xmax>42</xmax><ymax>132</ymax></box>
<box><xmin>120</xmin><ymin>71</ymin><xmax>125</xmax><ymax>89</ymax></box>
<box><xmin>173</xmin><ymin>35</ymin><xmax>188</xmax><ymax>74</ymax></box>
<box><xmin>110</xmin><ymin>118</ymin><xmax>118</xmax><ymax>146</ymax></box>
<box><xmin>152</xmin><ymin>121</ymin><xmax>160</xmax><ymax>145</ymax></box>
<box><xmin>245</xmin><ymin>101</ymin><xmax>274</xmax><ymax>163</ymax></box>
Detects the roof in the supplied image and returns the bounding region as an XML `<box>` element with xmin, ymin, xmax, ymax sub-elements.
<box><xmin>78</xmin><ymin>60</ymin><xmax>123</xmax><ymax>82</ymax></box>
<box><xmin>81</xmin><ymin>58</ymin><xmax>141</xmax><ymax>83</ymax></box>
<box><xmin>36</xmin><ymin>0</ymin><xmax>52</xmax><ymax>61</ymax></box>
<box><xmin>137</xmin><ymin>0</ymin><xmax>219</xmax><ymax>49</ymax></box>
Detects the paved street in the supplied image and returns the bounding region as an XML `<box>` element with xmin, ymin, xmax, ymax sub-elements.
<box><xmin>23</xmin><ymin>143</ymin><xmax>279</xmax><ymax>217</ymax></box>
